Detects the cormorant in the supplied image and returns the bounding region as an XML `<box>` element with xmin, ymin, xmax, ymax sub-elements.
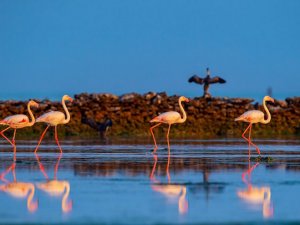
<box><xmin>188</xmin><ymin>68</ymin><xmax>226</xmax><ymax>98</ymax></box>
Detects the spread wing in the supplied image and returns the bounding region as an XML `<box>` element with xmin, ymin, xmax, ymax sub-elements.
<box><xmin>209</xmin><ymin>76</ymin><xmax>226</xmax><ymax>84</ymax></box>
<box><xmin>82</xmin><ymin>117</ymin><xmax>99</xmax><ymax>130</ymax></box>
<box><xmin>188</xmin><ymin>75</ymin><xmax>204</xmax><ymax>84</ymax></box>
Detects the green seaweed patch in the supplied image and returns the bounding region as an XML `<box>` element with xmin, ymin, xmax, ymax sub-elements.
<box><xmin>254</xmin><ymin>155</ymin><xmax>273</xmax><ymax>162</ymax></box>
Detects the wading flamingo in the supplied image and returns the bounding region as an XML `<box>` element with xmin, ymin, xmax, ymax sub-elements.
<box><xmin>35</xmin><ymin>153</ymin><xmax>72</xmax><ymax>213</ymax></box>
<box><xmin>237</xmin><ymin>162</ymin><xmax>273</xmax><ymax>218</ymax></box>
<box><xmin>235</xmin><ymin>96</ymin><xmax>274</xmax><ymax>159</ymax></box>
<box><xmin>0</xmin><ymin>160</ymin><xmax>38</xmax><ymax>212</ymax></box>
<box><xmin>0</xmin><ymin>100</ymin><xmax>39</xmax><ymax>153</ymax></box>
<box><xmin>34</xmin><ymin>95</ymin><xmax>73</xmax><ymax>153</ymax></box>
<box><xmin>150</xmin><ymin>96</ymin><xmax>189</xmax><ymax>153</ymax></box>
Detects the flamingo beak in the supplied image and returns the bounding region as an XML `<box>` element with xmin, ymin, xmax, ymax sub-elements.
<box><xmin>268</xmin><ymin>97</ymin><xmax>275</xmax><ymax>103</ymax></box>
<box><xmin>68</xmin><ymin>97</ymin><xmax>74</xmax><ymax>102</ymax></box>
<box><xmin>29</xmin><ymin>199</ymin><xmax>38</xmax><ymax>213</ymax></box>
<box><xmin>266</xmin><ymin>96</ymin><xmax>275</xmax><ymax>103</ymax></box>
<box><xmin>185</xmin><ymin>98</ymin><xmax>190</xmax><ymax>103</ymax></box>
<box><xmin>63</xmin><ymin>200</ymin><xmax>73</xmax><ymax>213</ymax></box>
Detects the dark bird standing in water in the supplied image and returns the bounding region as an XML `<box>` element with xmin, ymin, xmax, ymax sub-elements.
<box><xmin>81</xmin><ymin>117</ymin><xmax>112</xmax><ymax>138</ymax></box>
<box><xmin>188</xmin><ymin>68</ymin><xmax>226</xmax><ymax>98</ymax></box>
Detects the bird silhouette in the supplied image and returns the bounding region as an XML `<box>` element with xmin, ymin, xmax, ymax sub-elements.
<box><xmin>188</xmin><ymin>67</ymin><xmax>226</xmax><ymax>98</ymax></box>
<box><xmin>81</xmin><ymin>117</ymin><xmax>113</xmax><ymax>138</ymax></box>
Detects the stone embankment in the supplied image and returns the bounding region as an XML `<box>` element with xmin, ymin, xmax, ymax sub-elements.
<box><xmin>0</xmin><ymin>92</ymin><xmax>299</xmax><ymax>138</ymax></box>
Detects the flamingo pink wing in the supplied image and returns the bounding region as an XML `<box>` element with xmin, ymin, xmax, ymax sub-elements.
<box><xmin>151</xmin><ymin>111</ymin><xmax>181</xmax><ymax>123</ymax></box>
<box><xmin>36</xmin><ymin>111</ymin><xmax>65</xmax><ymax>125</ymax></box>
<box><xmin>0</xmin><ymin>114</ymin><xmax>29</xmax><ymax>125</ymax></box>
<box><xmin>235</xmin><ymin>110</ymin><xmax>264</xmax><ymax>123</ymax></box>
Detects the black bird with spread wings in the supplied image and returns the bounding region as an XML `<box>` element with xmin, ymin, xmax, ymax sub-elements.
<box><xmin>81</xmin><ymin>117</ymin><xmax>113</xmax><ymax>138</ymax></box>
<box><xmin>188</xmin><ymin>68</ymin><xmax>226</xmax><ymax>98</ymax></box>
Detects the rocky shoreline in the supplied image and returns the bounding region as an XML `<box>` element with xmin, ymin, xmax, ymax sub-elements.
<box><xmin>0</xmin><ymin>92</ymin><xmax>299</xmax><ymax>138</ymax></box>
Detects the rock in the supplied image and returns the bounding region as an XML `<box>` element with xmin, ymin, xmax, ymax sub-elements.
<box><xmin>119</xmin><ymin>93</ymin><xmax>139</xmax><ymax>102</ymax></box>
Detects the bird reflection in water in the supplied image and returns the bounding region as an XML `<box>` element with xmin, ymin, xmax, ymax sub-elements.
<box><xmin>150</xmin><ymin>153</ymin><xmax>188</xmax><ymax>214</ymax></box>
<box><xmin>237</xmin><ymin>162</ymin><xmax>274</xmax><ymax>218</ymax></box>
<box><xmin>35</xmin><ymin>153</ymin><xmax>72</xmax><ymax>213</ymax></box>
<box><xmin>0</xmin><ymin>156</ymin><xmax>38</xmax><ymax>212</ymax></box>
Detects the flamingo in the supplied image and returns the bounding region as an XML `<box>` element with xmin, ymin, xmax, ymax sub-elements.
<box><xmin>235</xmin><ymin>96</ymin><xmax>274</xmax><ymax>159</ymax></box>
<box><xmin>36</xmin><ymin>180</ymin><xmax>72</xmax><ymax>213</ymax></box>
<box><xmin>0</xmin><ymin>100</ymin><xmax>39</xmax><ymax>153</ymax></box>
<box><xmin>0</xmin><ymin>160</ymin><xmax>38</xmax><ymax>212</ymax></box>
<box><xmin>150</xmin><ymin>96</ymin><xmax>189</xmax><ymax>153</ymax></box>
<box><xmin>237</xmin><ymin>162</ymin><xmax>273</xmax><ymax>218</ymax></box>
<box><xmin>34</xmin><ymin>95</ymin><xmax>73</xmax><ymax>153</ymax></box>
<box><xmin>150</xmin><ymin>153</ymin><xmax>188</xmax><ymax>214</ymax></box>
<box><xmin>35</xmin><ymin>153</ymin><xmax>73</xmax><ymax>212</ymax></box>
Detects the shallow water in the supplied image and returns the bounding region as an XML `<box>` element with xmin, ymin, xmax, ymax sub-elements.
<box><xmin>0</xmin><ymin>138</ymin><xmax>300</xmax><ymax>224</ymax></box>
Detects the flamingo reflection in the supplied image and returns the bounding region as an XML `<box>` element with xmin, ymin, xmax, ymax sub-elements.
<box><xmin>150</xmin><ymin>153</ymin><xmax>188</xmax><ymax>214</ymax></box>
<box><xmin>0</xmin><ymin>159</ymin><xmax>38</xmax><ymax>212</ymax></box>
<box><xmin>237</xmin><ymin>162</ymin><xmax>273</xmax><ymax>218</ymax></box>
<box><xmin>35</xmin><ymin>153</ymin><xmax>73</xmax><ymax>213</ymax></box>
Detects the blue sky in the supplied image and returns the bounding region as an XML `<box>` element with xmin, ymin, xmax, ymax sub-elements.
<box><xmin>0</xmin><ymin>0</ymin><xmax>299</xmax><ymax>100</ymax></box>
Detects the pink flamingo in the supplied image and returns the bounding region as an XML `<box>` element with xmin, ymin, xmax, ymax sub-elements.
<box><xmin>150</xmin><ymin>96</ymin><xmax>189</xmax><ymax>153</ymax></box>
<box><xmin>0</xmin><ymin>159</ymin><xmax>38</xmax><ymax>212</ymax></box>
<box><xmin>0</xmin><ymin>100</ymin><xmax>39</xmax><ymax>153</ymax></box>
<box><xmin>235</xmin><ymin>96</ymin><xmax>274</xmax><ymax>159</ymax></box>
<box><xmin>237</xmin><ymin>162</ymin><xmax>273</xmax><ymax>218</ymax></box>
<box><xmin>35</xmin><ymin>153</ymin><xmax>73</xmax><ymax>213</ymax></box>
<box><xmin>34</xmin><ymin>95</ymin><xmax>73</xmax><ymax>153</ymax></box>
<box><xmin>150</xmin><ymin>154</ymin><xmax>188</xmax><ymax>214</ymax></box>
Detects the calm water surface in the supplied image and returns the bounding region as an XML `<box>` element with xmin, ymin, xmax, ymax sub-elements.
<box><xmin>0</xmin><ymin>138</ymin><xmax>300</xmax><ymax>225</ymax></box>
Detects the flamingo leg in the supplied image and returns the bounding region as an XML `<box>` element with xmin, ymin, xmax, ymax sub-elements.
<box><xmin>150</xmin><ymin>123</ymin><xmax>162</xmax><ymax>153</ymax></box>
<box><xmin>12</xmin><ymin>129</ymin><xmax>16</xmax><ymax>145</ymax></box>
<box><xmin>12</xmin><ymin>163</ymin><xmax>16</xmax><ymax>182</ymax></box>
<box><xmin>34</xmin><ymin>125</ymin><xmax>50</xmax><ymax>153</ymax></box>
<box><xmin>166</xmin><ymin>124</ymin><xmax>171</xmax><ymax>151</ymax></box>
<box><xmin>248</xmin><ymin>124</ymin><xmax>252</xmax><ymax>161</ymax></box>
<box><xmin>0</xmin><ymin>162</ymin><xmax>16</xmax><ymax>183</ymax></box>
<box><xmin>0</xmin><ymin>127</ymin><xmax>14</xmax><ymax>146</ymax></box>
<box><xmin>12</xmin><ymin>129</ymin><xmax>17</xmax><ymax>155</ymax></box>
<box><xmin>34</xmin><ymin>153</ymin><xmax>49</xmax><ymax>179</ymax></box>
<box><xmin>150</xmin><ymin>154</ymin><xmax>158</xmax><ymax>181</ymax></box>
<box><xmin>54</xmin><ymin>152</ymin><xmax>63</xmax><ymax>179</ymax></box>
<box><xmin>166</xmin><ymin>151</ymin><xmax>171</xmax><ymax>183</ymax></box>
<box><xmin>54</xmin><ymin>126</ymin><xmax>63</xmax><ymax>153</ymax></box>
<box><xmin>248</xmin><ymin>125</ymin><xmax>261</xmax><ymax>156</ymax></box>
<box><xmin>241</xmin><ymin>123</ymin><xmax>252</xmax><ymax>160</ymax></box>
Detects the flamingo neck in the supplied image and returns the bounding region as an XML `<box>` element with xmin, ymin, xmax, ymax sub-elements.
<box><xmin>261</xmin><ymin>98</ymin><xmax>271</xmax><ymax>124</ymax></box>
<box><xmin>62</xmin><ymin>182</ymin><xmax>71</xmax><ymax>212</ymax></box>
<box><xmin>263</xmin><ymin>188</ymin><xmax>271</xmax><ymax>201</ymax></box>
<box><xmin>178</xmin><ymin>187</ymin><xmax>188</xmax><ymax>214</ymax></box>
<box><xmin>178</xmin><ymin>99</ymin><xmax>187</xmax><ymax>123</ymax></box>
<box><xmin>62</xmin><ymin>98</ymin><xmax>71</xmax><ymax>124</ymax></box>
<box><xmin>27</xmin><ymin>184</ymin><xmax>35</xmax><ymax>210</ymax></box>
<box><xmin>179</xmin><ymin>187</ymin><xmax>186</xmax><ymax>200</ymax></box>
<box><xmin>27</xmin><ymin>103</ymin><xmax>36</xmax><ymax>126</ymax></box>
<box><xmin>262</xmin><ymin>188</ymin><xmax>273</xmax><ymax>218</ymax></box>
